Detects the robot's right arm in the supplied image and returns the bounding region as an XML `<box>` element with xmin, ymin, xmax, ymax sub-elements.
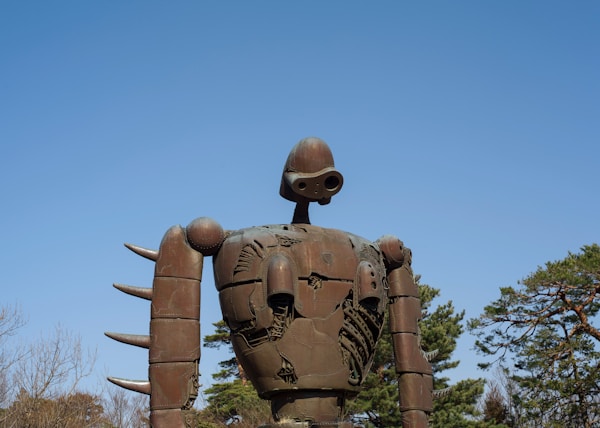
<box><xmin>106</xmin><ymin>218</ymin><xmax>225</xmax><ymax>428</ymax></box>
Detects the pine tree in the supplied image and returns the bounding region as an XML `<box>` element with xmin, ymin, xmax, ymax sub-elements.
<box><xmin>348</xmin><ymin>278</ymin><xmax>499</xmax><ymax>427</ymax></box>
<box><xmin>469</xmin><ymin>244</ymin><xmax>600</xmax><ymax>427</ymax></box>
<box><xmin>481</xmin><ymin>381</ymin><xmax>509</xmax><ymax>426</ymax></box>
<box><xmin>200</xmin><ymin>320</ymin><xmax>271</xmax><ymax>427</ymax></box>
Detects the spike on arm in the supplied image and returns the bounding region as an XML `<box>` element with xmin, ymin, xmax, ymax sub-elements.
<box><xmin>113</xmin><ymin>283</ymin><xmax>153</xmax><ymax>300</ymax></box>
<box><xmin>107</xmin><ymin>377</ymin><xmax>151</xmax><ymax>395</ymax></box>
<box><xmin>433</xmin><ymin>387</ymin><xmax>452</xmax><ymax>399</ymax></box>
<box><xmin>124</xmin><ymin>243</ymin><xmax>158</xmax><ymax>261</ymax></box>
<box><xmin>421</xmin><ymin>349</ymin><xmax>439</xmax><ymax>362</ymax></box>
<box><xmin>105</xmin><ymin>332</ymin><xmax>151</xmax><ymax>349</ymax></box>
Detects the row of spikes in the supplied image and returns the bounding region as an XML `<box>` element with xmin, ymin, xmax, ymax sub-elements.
<box><xmin>418</xmin><ymin>348</ymin><xmax>452</xmax><ymax>400</ymax></box>
<box><xmin>105</xmin><ymin>243</ymin><xmax>158</xmax><ymax>396</ymax></box>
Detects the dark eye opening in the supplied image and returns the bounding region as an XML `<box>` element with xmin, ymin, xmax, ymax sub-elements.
<box><xmin>324</xmin><ymin>175</ymin><xmax>339</xmax><ymax>190</ymax></box>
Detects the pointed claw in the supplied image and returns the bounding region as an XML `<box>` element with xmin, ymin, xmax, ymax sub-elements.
<box><xmin>107</xmin><ymin>376</ymin><xmax>151</xmax><ymax>395</ymax></box>
<box><xmin>433</xmin><ymin>387</ymin><xmax>452</xmax><ymax>399</ymax></box>
<box><xmin>105</xmin><ymin>332</ymin><xmax>151</xmax><ymax>349</ymax></box>
<box><xmin>113</xmin><ymin>283</ymin><xmax>153</xmax><ymax>300</ymax></box>
<box><xmin>124</xmin><ymin>243</ymin><xmax>158</xmax><ymax>261</ymax></box>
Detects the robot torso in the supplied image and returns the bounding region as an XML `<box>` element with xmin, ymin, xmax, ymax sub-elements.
<box><xmin>213</xmin><ymin>223</ymin><xmax>388</xmax><ymax>398</ymax></box>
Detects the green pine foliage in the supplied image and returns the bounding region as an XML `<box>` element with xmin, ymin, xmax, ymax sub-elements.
<box><xmin>348</xmin><ymin>278</ymin><xmax>496</xmax><ymax>427</ymax></box>
<box><xmin>469</xmin><ymin>244</ymin><xmax>600</xmax><ymax>427</ymax></box>
<box><xmin>200</xmin><ymin>320</ymin><xmax>272</xmax><ymax>427</ymax></box>
<box><xmin>201</xmin><ymin>380</ymin><xmax>270</xmax><ymax>427</ymax></box>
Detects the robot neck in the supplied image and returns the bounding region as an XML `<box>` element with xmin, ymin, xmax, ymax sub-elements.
<box><xmin>292</xmin><ymin>201</ymin><xmax>311</xmax><ymax>225</ymax></box>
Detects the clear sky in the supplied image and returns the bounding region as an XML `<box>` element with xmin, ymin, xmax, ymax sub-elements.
<box><xmin>2</xmin><ymin>1</ymin><xmax>599</xmax><ymax>403</ymax></box>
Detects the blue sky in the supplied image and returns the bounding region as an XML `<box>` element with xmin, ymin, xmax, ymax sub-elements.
<box><xmin>2</xmin><ymin>1</ymin><xmax>599</xmax><ymax>402</ymax></box>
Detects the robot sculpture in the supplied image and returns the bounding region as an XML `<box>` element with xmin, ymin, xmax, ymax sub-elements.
<box><xmin>106</xmin><ymin>138</ymin><xmax>433</xmax><ymax>428</ymax></box>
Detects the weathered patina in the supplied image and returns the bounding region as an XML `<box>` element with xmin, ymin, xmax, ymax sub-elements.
<box><xmin>107</xmin><ymin>138</ymin><xmax>433</xmax><ymax>427</ymax></box>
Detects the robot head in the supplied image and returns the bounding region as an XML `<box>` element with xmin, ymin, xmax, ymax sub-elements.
<box><xmin>280</xmin><ymin>137</ymin><xmax>344</xmax><ymax>205</ymax></box>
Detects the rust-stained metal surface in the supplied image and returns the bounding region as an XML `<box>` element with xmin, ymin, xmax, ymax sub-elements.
<box><xmin>107</xmin><ymin>137</ymin><xmax>433</xmax><ymax>427</ymax></box>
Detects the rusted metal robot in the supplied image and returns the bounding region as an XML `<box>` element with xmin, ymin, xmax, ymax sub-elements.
<box><xmin>106</xmin><ymin>137</ymin><xmax>433</xmax><ymax>427</ymax></box>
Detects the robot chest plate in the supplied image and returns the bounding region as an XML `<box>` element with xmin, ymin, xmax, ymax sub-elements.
<box><xmin>213</xmin><ymin>224</ymin><xmax>386</xmax><ymax>318</ymax></box>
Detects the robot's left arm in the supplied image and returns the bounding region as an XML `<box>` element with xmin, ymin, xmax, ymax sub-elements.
<box><xmin>377</xmin><ymin>236</ymin><xmax>433</xmax><ymax>428</ymax></box>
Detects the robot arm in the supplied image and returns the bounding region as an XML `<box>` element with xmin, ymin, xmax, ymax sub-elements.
<box><xmin>378</xmin><ymin>236</ymin><xmax>433</xmax><ymax>428</ymax></box>
<box><xmin>106</xmin><ymin>218</ymin><xmax>224</xmax><ymax>428</ymax></box>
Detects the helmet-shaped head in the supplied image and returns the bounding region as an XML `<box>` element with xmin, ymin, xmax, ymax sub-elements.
<box><xmin>280</xmin><ymin>137</ymin><xmax>344</xmax><ymax>205</ymax></box>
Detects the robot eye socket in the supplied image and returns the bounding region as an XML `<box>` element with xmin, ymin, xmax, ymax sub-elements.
<box><xmin>324</xmin><ymin>175</ymin><xmax>340</xmax><ymax>191</ymax></box>
<box><xmin>298</xmin><ymin>181</ymin><xmax>307</xmax><ymax>190</ymax></box>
